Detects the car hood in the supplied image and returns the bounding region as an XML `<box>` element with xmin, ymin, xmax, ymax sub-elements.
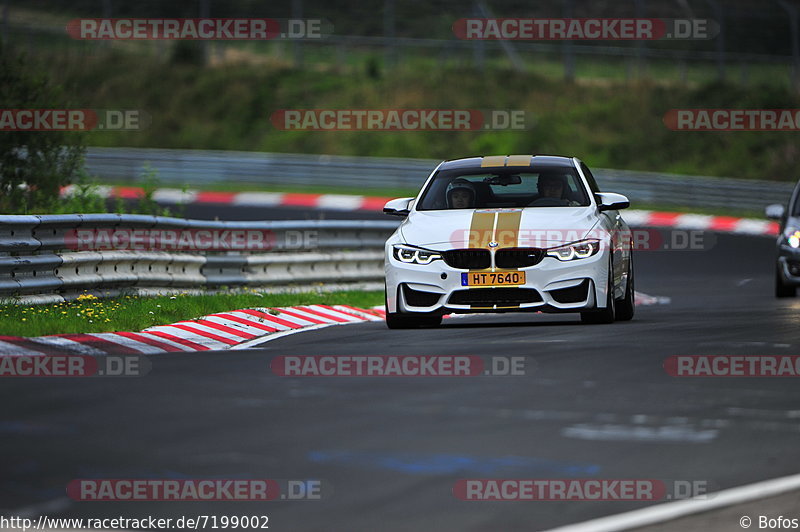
<box><xmin>399</xmin><ymin>207</ymin><xmax>603</xmax><ymax>249</ymax></box>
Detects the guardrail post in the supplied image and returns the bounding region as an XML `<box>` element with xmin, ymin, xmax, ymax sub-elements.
<box><xmin>472</xmin><ymin>2</ymin><xmax>485</xmax><ymax>70</ymax></box>
<box><xmin>634</xmin><ymin>0</ymin><xmax>647</xmax><ymax>79</ymax></box>
<box><xmin>562</xmin><ymin>0</ymin><xmax>575</xmax><ymax>82</ymax></box>
<box><xmin>706</xmin><ymin>0</ymin><xmax>726</xmax><ymax>81</ymax></box>
<box><xmin>292</xmin><ymin>0</ymin><xmax>304</xmax><ymax>68</ymax></box>
<box><xmin>777</xmin><ymin>0</ymin><xmax>800</xmax><ymax>88</ymax></box>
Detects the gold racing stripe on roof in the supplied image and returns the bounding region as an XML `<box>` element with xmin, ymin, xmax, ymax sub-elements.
<box><xmin>480</xmin><ymin>155</ymin><xmax>507</xmax><ymax>168</ymax></box>
<box><xmin>505</xmin><ymin>155</ymin><xmax>533</xmax><ymax>167</ymax></box>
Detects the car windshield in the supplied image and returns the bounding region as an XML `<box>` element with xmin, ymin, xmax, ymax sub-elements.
<box><xmin>417</xmin><ymin>167</ymin><xmax>590</xmax><ymax>211</ymax></box>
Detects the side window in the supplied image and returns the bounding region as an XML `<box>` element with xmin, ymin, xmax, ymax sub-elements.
<box><xmin>580</xmin><ymin>162</ymin><xmax>601</xmax><ymax>194</ymax></box>
<box><xmin>793</xmin><ymin>183</ymin><xmax>800</xmax><ymax>216</ymax></box>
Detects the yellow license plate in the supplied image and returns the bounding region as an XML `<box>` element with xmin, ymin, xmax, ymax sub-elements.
<box><xmin>461</xmin><ymin>271</ymin><xmax>526</xmax><ymax>287</ymax></box>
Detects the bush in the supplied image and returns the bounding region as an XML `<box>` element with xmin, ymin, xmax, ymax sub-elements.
<box><xmin>0</xmin><ymin>40</ymin><xmax>86</xmax><ymax>213</ymax></box>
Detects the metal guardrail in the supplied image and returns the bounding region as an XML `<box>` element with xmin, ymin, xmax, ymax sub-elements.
<box><xmin>0</xmin><ymin>215</ymin><xmax>399</xmax><ymax>303</ymax></box>
<box><xmin>85</xmin><ymin>147</ymin><xmax>795</xmax><ymax>212</ymax></box>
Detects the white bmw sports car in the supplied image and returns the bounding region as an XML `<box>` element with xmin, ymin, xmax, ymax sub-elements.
<box><xmin>383</xmin><ymin>155</ymin><xmax>635</xmax><ymax>328</ymax></box>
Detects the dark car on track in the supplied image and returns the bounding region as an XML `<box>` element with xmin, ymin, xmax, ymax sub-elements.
<box><xmin>767</xmin><ymin>182</ymin><xmax>800</xmax><ymax>297</ymax></box>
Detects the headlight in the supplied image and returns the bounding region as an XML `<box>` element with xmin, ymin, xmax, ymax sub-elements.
<box><xmin>392</xmin><ymin>244</ymin><xmax>443</xmax><ymax>265</ymax></box>
<box><xmin>786</xmin><ymin>229</ymin><xmax>800</xmax><ymax>248</ymax></box>
<box><xmin>546</xmin><ymin>239</ymin><xmax>601</xmax><ymax>261</ymax></box>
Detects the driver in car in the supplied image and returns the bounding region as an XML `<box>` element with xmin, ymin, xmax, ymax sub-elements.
<box><xmin>446</xmin><ymin>179</ymin><xmax>477</xmax><ymax>209</ymax></box>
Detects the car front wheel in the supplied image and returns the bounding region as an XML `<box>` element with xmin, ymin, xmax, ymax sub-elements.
<box><xmin>581</xmin><ymin>261</ymin><xmax>616</xmax><ymax>324</ymax></box>
<box><xmin>775</xmin><ymin>262</ymin><xmax>797</xmax><ymax>298</ymax></box>
<box><xmin>614</xmin><ymin>255</ymin><xmax>635</xmax><ymax>321</ymax></box>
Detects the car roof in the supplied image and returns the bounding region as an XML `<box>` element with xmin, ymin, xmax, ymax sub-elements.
<box><xmin>438</xmin><ymin>155</ymin><xmax>576</xmax><ymax>171</ymax></box>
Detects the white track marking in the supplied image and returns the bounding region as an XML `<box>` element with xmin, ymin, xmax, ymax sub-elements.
<box><xmin>270</xmin><ymin>308</ymin><xmax>328</xmax><ymax>326</ymax></box>
<box><xmin>27</xmin><ymin>336</ymin><xmax>106</xmax><ymax>356</ymax></box>
<box><xmin>144</xmin><ymin>325</ymin><xmax>230</xmax><ymax>349</ymax></box>
<box><xmin>127</xmin><ymin>332</ymin><xmax>194</xmax><ymax>352</ymax></box>
<box><xmin>0</xmin><ymin>339</ymin><xmax>47</xmax><ymax>356</ymax></box>
<box><xmin>172</xmin><ymin>321</ymin><xmax>252</xmax><ymax>342</ymax></box>
<box><xmin>673</xmin><ymin>213</ymin><xmax>714</xmax><ymax>229</ymax></box>
<box><xmin>87</xmin><ymin>333</ymin><xmax>166</xmax><ymax>354</ymax></box>
<box><xmin>735</xmin><ymin>218</ymin><xmax>774</xmax><ymax>235</ymax></box>
<box><xmin>317</xmin><ymin>194</ymin><xmax>365</xmax><ymax>210</ymax></box>
<box><xmin>231</xmin><ymin>323</ymin><xmax>335</xmax><ymax>349</ymax></box>
<box><xmin>541</xmin><ymin>472</ymin><xmax>800</xmax><ymax>532</ymax></box>
<box><xmin>619</xmin><ymin>209</ymin><xmax>653</xmax><ymax>226</ymax></box>
<box><xmin>562</xmin><ymin>423</ymin><xmax>718</xmax><ymax>443</ymax></box>
<box><xmin>332</xmin><ymin>305</ymin><xmax>384</xmax><ymax>321</ymax></box>
<box><xmin>202</xmin><ymin>315</ymin><xmax>271</xmax><ymax>336</ymax></box>
<box><xmin>303</xmin><ymin>305</ymin><xmax>365</xmax><ymax>322</ymax></box>
<box><xmin>232</xmin><ymin>192</ymin><xmax>285</xmax><ymax>206</ymax></box>
<box><xmin>152</xmin><ymin>188</ymin><xmax>198</xmax><ymax>204</ymax></box>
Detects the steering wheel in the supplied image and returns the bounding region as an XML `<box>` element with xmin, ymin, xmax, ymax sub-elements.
<box><xmin>529</xmin><ymin>197</ymin><xmax>569</xmax><ymax>207</ymax></box>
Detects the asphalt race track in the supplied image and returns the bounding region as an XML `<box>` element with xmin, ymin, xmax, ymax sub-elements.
<box><xmin>3</xmin><ymin>206</ymin><xmax>800</xmax><ymax>531</ymax></box>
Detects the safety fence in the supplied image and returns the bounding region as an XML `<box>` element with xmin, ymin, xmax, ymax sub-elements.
<box><xmin>0</xmin><ymin>214</ymin><xmax>399</xmax><ymax>304</ymax></box>
<box><xmin>84</xmin><ymin>147</ymin><xmax>795</xmax><ymax>212</ymax></box>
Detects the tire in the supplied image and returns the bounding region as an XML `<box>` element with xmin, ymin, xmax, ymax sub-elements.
<box><xmin>385</xmin><ymin>288</ymin><xmax>443</xmax><ymax>329</ymax></box>
<box><xmin>614</xmin><ymin>255</ymin><xmax>635</xmax><ymax>322</ymax></box>
<box><xmin>386</xmin><ymin>313</ymin><xmax>442</xmax><ymax>329</ymax></box>
<box><xmin>581</xmin><ymin>260</ymin><xmax>616</xmax><ymax>324</ymax></box>
<box><xmin>775</xmin><ymin>262</ymin><xmax>797</xmax><ymax>298</ymax></box>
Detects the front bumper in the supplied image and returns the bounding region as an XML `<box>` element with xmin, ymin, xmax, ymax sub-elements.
<box><xmin>385</xmin><ymin>246</ymin><xmax>610</xmax><ymax>314</ymax></box>
<box><xmin>777</xmin><ymin>244</ymin><xmax>800</xmax><ymax>285</ymax></box>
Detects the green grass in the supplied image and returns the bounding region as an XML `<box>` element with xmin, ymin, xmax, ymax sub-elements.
<box><xmin>17</xmin><ymin>47</ymin><xmax>797</xmax><ymax>184</ymax></box>
<box><xmin>0</xmin><ymin>290</ymin><xmax>384</xmax><ymax>337</ymax></box>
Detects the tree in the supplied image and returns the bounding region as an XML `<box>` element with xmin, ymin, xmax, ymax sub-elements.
<box><xmin>0</xmin><ymin>40</ymin><xmax>86</xmax><ymax>213</ymax></box>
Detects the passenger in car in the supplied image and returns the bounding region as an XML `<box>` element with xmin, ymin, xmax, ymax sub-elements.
<box><xmin>534</xmin><ymin>174</ymin><xmax>581</xmax><ymax>206</ymax></box>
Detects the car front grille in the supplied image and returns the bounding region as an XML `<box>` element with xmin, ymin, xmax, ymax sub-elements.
<box><xmin>448</xmin><ymin>288</ymin><xmax>542</xmax><ymax>306</ymax></box>
<box><xmin>442</xmin><ymin>249</ymin><xmax>491</xmax><ymax>269</ymax></box>
<box><xmin>494</xmin><ymin>248</ymin><xmax>545</xmax><ymax>268</ymax></box>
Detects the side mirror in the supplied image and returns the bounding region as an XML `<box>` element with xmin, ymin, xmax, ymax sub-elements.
<box><xmin>596</xmin><ymin>192</ymin><xmax>630</xmax><ymax>212</ymax></box>
<box><xmin>383</xmin><ymin>197</ymin><xmax>414</xmax><ymax>217</ymax></box>
<box><xmin>766</xmin><ymin>204</ymin><xmax>786</xmax><ymax>220</ymax></box>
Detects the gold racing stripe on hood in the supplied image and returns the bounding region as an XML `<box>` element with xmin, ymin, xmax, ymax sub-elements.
<box><xmin>467</xmin><ymin>211</ymin><xmax>495</xmax><ymax>308</ymax></box>
<box><xmin>486</xmin><ymin>210</ymin><xmax>523</xmax><ymax>308</ymax></box>
<box><xmin>468</xmin><ymin>211</ymin><xmax>496</xmax><ymax>249</ymax></box>
<box><xmin>494</xmin><ymin>210</ymin><xmax>522</xmax><ymax>251</ymax></box>
<box><xmin>464</xmin><ymin>209</ymin><xmax>524</xmax><ymax>309</ymax></box>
